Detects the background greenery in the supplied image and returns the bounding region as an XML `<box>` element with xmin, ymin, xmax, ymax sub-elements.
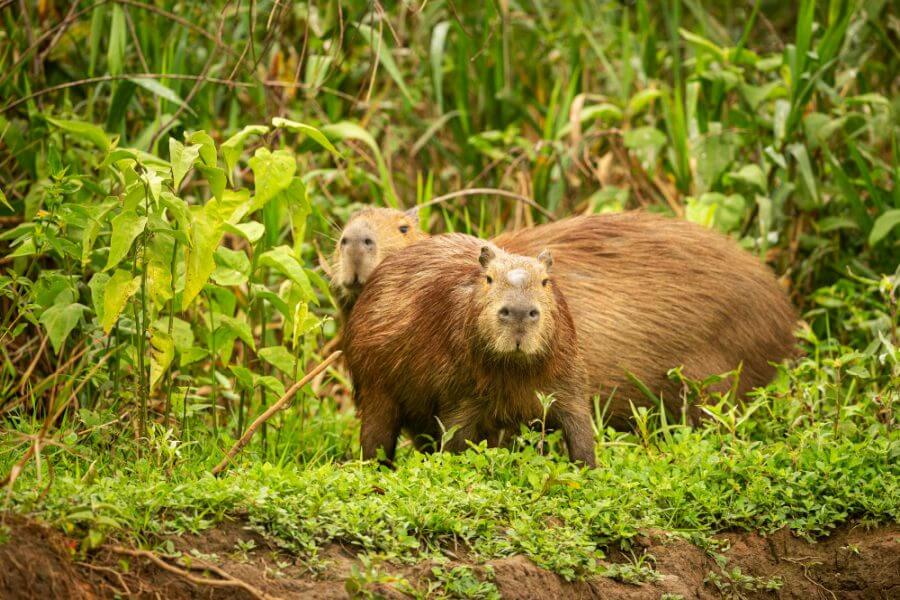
<box><xmin>0</xmin><ymin>0</ymin><xmax>897</xmax><ymax>596</ymax></box>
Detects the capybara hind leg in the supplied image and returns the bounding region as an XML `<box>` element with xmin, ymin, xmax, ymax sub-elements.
<box><xmin>358</xmin><ymin>388</ymin><xmax>401</xmax><ymax>463</ymax></box>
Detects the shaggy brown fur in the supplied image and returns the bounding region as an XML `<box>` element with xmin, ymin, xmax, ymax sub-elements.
<box><xmin>493</xmin><ymin>212</ymin><xmax>798</xmax><ymax>421</ymax></box>
<box><xmin>343</xmin><ymin>233</ymin><xmax>595</xmax><ymax>466</ymax></box>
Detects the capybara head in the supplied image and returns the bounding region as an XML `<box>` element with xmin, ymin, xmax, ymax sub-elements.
<box><xmin>473</xmin><ymin>245</ymin><xmax>557</xmax><ymax>357</ymax></box>
<box><xmin>332</xmin><ymin>206</ymin><xmax>425</xmax><ymax>304</ymax></box>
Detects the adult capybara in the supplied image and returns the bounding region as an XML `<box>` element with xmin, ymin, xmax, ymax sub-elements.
<box><xmin>334</xmin><ymin>209</ymin><xmax>797</xmax><ymax>423</ymax></box>
<box><xmin>342</xmin><ymin>233</ymin><xmax>595</xmax><ymax>466</ymax></box>
<box><xmin>331</xmin><ymin>206</ymin><xmax>425</xmax><ymax>316</ymax></box>
<box><xmin>492</xmin><ymin>212</ymin><xmax>797</xmax><ymax>421</ymax></box>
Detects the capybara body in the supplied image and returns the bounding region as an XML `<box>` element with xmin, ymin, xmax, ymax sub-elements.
<box><xmin>334</xmin><ymin>209</ymin><xmax>797</xmax><ymax>424</ymax></box>
<box><xmin>492</xmin><ymin>212</ymin><xmax>797</xmax><ymax>420</ymax></box>
<box><xmin>343</xmin><ymin>233</ymin><xmax>595</xmax><ymax>466</ymax></box>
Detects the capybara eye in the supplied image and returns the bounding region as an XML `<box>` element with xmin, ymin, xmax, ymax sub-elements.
<box><xmin>486</xmin><ymin>275</ymin><xmax>493</xmax><ymax>284</ymax></box>
<box><xmin>541</xmin><ymin>278</ymin><xmax>549</xmax><ymax>287</ymax></box>
<box><xmin>399</xmin><ymin>225</ymin><xmax>409</xmax><ymax>234</ymax></box>
<box><xmin>340</xmin><ymin>238</ymin><xmax>348</xmax><ymax>246</ymax></box>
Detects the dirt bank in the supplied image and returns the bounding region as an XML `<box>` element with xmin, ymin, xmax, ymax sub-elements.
<box><xmin>1</xmin><ymin>514</ymin><xmax>897</xmax><ymax>599</ymax></box>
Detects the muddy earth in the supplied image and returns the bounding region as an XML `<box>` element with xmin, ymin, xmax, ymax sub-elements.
<box><xmin>1</xmin><ymin>514</ymin><xmax>897</xmax><ymax>599</ymax></box>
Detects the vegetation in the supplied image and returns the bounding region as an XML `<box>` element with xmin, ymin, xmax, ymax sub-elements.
<box><xmin>0</xmin><ymin>0</ymin><xmax>898</xmax><ymax>596</ymax></box>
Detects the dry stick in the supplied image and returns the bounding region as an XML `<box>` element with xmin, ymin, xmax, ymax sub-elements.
<box><xmin>211</xmin><ymin>351</ymin><xmax>342</xmax><ymax>476</ymax></box>
<box><xmin>418</xmin><ymin>187</ymin><xmax>557</xmax><ymax>221</ymax></box>
<box><xmin>107</xmin><ymin>546</ymin><xmax>278</xmax><ymax>600</ymax></box>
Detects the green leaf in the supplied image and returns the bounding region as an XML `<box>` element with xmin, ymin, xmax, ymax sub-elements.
<box><xmin>248</xmin><ymin>148</ymin><xmax>296</xmax><ymax>213</ymax></box>
<box><xmin>130</xmin><ymin>77</ymin><xmax>195</xmax><ymax>115</ymax></box>
<box><xmin>283</xmin><ymin>178</ymin><xmax>310</xmax><ymax>250</ymax></box>
<box><xmin>47</xmin><ymin>117</ymin><xmax>110</xmax><ymax>152</ymax></box>
<box><xmin>211</xmin><ymin>246</ymin><xmax>250</xmax><ymax>287</ymax></box>
<box><xmin>727</xmin><ymin>164</ymin><xmax>767</xmax><ymax>193</ymax></box>
<box><xmin>430</xmin><ymin>21</ymin><xmax>451</xmax><ymax>113</ymax></box>
<box><xmin>149</xmin><ymin>328</ymin><xmax>174</xmax><ymax>391</ymax></box>
<box><xmin>40</xmin><ymin>302</ymin><xmax>87</xmax><ymax>354</ymax></box>
<box><xmin>186</xmin><ymin>131</ymin><xmax>218</xmax><ymax>166</ymax></box>
<box><xmin>869</xmin><ymin>209</ymin><xmax>900</xmax><ymax>246</ymax></box>
<box><xmin>107</xmin><ymin>5</ymin><xmax>126</xmax><ymax>76</ymax></box>
<box><xmin>215</xmin><ymin>315</ymin><xmax>255</xmax><ymax>351</ymax></box>
<box><xmin>88</xmin><ymin>272</ymin><xmax>110</xmax><ymax>323</ymax></box>
<box><xmin>101</xmin><ymin>269</ymin><xmax>141</xmax><ymax>333</ymax></box>
<box><xmin>271</xmin><ymin>118</ymin><xmax>341</xmax><ymax>158</ymax></box>
<box><xmin>168</xmin><ymin>138</ymin><xmax>201</xmax><ymax>191</ymax></box>
<box><xmin>258</xmin><ymin>345</ymin><xmax>297</xmax><ymax>376</ymax></box>
<box><xmin>88</xmin><ymin>5</ymin><xmax>105</xmax><ymax>76</ymax></box>
<box><xmin>152</xmin><ymin>316</ymin><xmax>194</xmax><ymax>352</ymax></box>
<box><xmin>220</xmin><ymin>125</ymin><xmax>269</xmax><ymax>184</ymax></box>
<box><xmin>0</xmin><ymin>188</ymin><xmax>11</xmax><ymax>211</ymax></box>
<box><xmin>105</xmin><ymin>209</ymin><xmax>146</xmax><ymax>271</ymax></box>
<box><xmin>623</xmin><ymin>126</ymin><xmax>666</xmax><ymax>151</ymax></box>
<box><xmin>257</xmin><ymin>245</ymin><xmax>315</xmax><ymax>303</ymax></box>
<box><xmin>223</xmin><ymin>221</ymin><xmax>265</xmax><ymax>244</ymax></box>
<box><xmin>182</xmin><ymin>206</ymin><xmax>223</xmax><ymax>309</ymax></box>
<box><xmin>197</xmin><ymin>165</ymin><xmax>226</xmax><ymax>204</ymax></box>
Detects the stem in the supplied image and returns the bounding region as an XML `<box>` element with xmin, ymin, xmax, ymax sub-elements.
<box><xmin>206</xmin><ymin>290</ymin><xmax>218</xmax><ymax>439</ymax></box>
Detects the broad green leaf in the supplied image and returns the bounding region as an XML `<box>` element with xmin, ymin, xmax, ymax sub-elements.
<box><xmin>8</xmin><ymin>237</ymin><xmax>36</xmax><ymax>259</ymax></box>
<box><xmin>197</xmin><ymin>165</ymin><xmax>226</xmax><ymax>203</ymax></box>
<box><xmin>105</xmin><ymin>209</ymin><xmax>146</xmax><ymax>271</ymax></box>
<box><xmin>223</xmin><ymin>221</ymin><xmax>265</xmax><ymax>244</ymax></box>
<box><xmin>146</xmin><ymin>235</ymin><xmax>174</xmax><ymax>307</ymax></box>
<box><xmin>727</xmin><ymin>164</ymin><xmax>767</xmax><ymax>193</ymax></box>
<box><xmin>149</xmin><ymin>328</ymin><xmax>174</xmax><ymax>391</ymax></box>
<box><xmin>250</xmin><ymin>284</ymin><xmax>292</xmax><ymax>321</ymax></box>
<box><xmin>187</xmin><ymin>130</ymin><xmax>218</xmax><ymax>166</ymax></box>
<box><xmin>623</xmin><ymin>126</ymin><xmax>666</xmax><ymax>151</ymax></box>
<box><xmin>256</xmin><ymin>375</ymin><xmax>285</xmax><ymax>397</ymax></box>
<box><xmin>215</xmin><ymin>315</ymin><xmax>255</xmax><ymax>351</ymax></box>
<box><xmin>182</xmin><ymin>206</ymin><xmax>222</xmax><ymax>308</ymax></box>
<box><xmin>248</xmin><ymin>148</ymin><xmax>296</xmax><ymax>213</ymax></box>
<box><xmin>271</xmin><ymin>118</ymin><xmax>341</xmax><ymax>158</ymax></box>
<box><xmin>160</xmin><ymin>193</ymin><xmax>191</xmax><ymax>240</ymax></box>
<box><xmin>107</xmin><ymin>5</ymin><xmax>126</xmax><ymax>76</ymax></box>
<box><xmin>625</xmin><ymin>89</ymin><xmax>661</xmax><ymax>116</ymax></box>
<box><xmin>283</xmin><ymin>177</ymin><xmax>310</xmax><ymax>250</ymax></box>
<box><xmin>258</xmin><ymin>345</ymin><xmax>297</xmax><ymax>376</ymax></box>
<box><xmin>257</xmin><ymin>245</ymin><xmax>315</xmax><ymax>302</ymax></box>
<box><xmin>81</xmin><ymin>200</ymin><xmax>116</xmax><ymax>265</ymax></box>
<box><xmin>130</xmin><ymin>77</ymin><xmax>195</xmax><ymax>115</ymax></box>
<box><xmin>88</xmin><ymin>272</ymin><xmax>110</xmax><ymax>323</ymax></box>
<box><xmin>47</xmin><ymin>117</ymin><xmax>110</xmax><ymax>152</ymax></box>
<box><xmin>40</xmin><ymin>302</ymin><xmax>87</xmax><ymax>354</ymax></box>
<box><xmin>169</xmin><ymin>138</ymin><xmax>201</xmax><ymax>191</ymax></box>
<box><xmin>152</xmin><ymin>316</ymin><xmax>194</xmax><ymax>352</ymax></box>
<box><xmin>102</xmin><ymin>269</ymin><xmax>141</xmax><ymax>333</ymax></box>
<box><xmin>869</xmin><ymin>209</ymin><xmax>900</xmax><ymax>246</ymax></box>
<box><xmin>221</xmin><ymin>125</ymin><xmax>269</xmax><ymax>184</ymax></box>
<box><xmin>211</xmin><ymin>246</ymin><xmax>250</xmax><ymax>287</ymax></box>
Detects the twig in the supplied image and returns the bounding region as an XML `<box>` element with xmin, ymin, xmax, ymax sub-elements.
<box><xmin>107</xmin><ymin>545</ymin><xmax>278</xmax><ymax>600</ymax></box>
<box><xmin>77</xmin><ymin>562</ymin><xmax>132</xmax><ymax>596</ymax></box>
<box><xmin>419</xmin><ymin>188</ymin><xmax>557</xmax><ymax>221</ymax></box>
<box><xmin>211</xmin><ymin>351</ymin><xmax>342</xmax><ymax>475</ymax></box>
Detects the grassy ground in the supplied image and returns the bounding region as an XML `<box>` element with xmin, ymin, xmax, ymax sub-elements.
<box><xmin>0</xmin><ymin>1</ymin><xmax>899</xmax><ymax>597</ymax></box>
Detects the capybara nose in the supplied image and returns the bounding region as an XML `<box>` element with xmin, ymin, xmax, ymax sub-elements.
<box><xmin>499</xmin><ymin>305</ymin><xmax>540</xmax><ymax>324</ymax></box>
<box><xmin>342</xmin><ymin>233</ymin><xmax>376</xmax><ymax>254</ymax></box>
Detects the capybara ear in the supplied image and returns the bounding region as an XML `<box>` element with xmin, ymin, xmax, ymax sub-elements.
<box><xmin>405</xmin><ymin>205</ymin><xmax>420</xmax><ymax>221</ymax></box>
<box><xmin>537</xmin><ymin>249</ymin><xmax>553</xmax><ymax>271</ymax></box>
<box><xmin>479</xmin><ymin>246</ymin><xmax>496</xmax><ymax>268</ymax></box>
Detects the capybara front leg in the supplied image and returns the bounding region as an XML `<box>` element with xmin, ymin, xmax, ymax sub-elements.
<box><xmin>549</xmin><ymin>399</ymin><xmax>596</xmax><ymax>468</ymax></box>
<box><xmin>357</xmin><ymin>387</ymin><xmax>401</xmax><ymax>464</ymax></box>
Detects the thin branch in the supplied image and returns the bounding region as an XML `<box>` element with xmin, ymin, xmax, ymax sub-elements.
<box><xmin>419</xmin><ymin>188</ymin><xmax>557</xmax><ymax>221</ymax></box>
<box><xmin>211</xmin><ymin>351</ymin><xmax>342</xmax><ymax>476</ymax></box>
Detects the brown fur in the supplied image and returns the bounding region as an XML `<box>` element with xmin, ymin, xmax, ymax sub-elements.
<box><xmin>493</xmin><ymin>212</ymin><xmax>798</xmax><ymax>421</ymax></box>
<box><xmin>343</xmin><ymin>234</ymin><xmax>595</xmax><ymax>466</ymax></box>
<box><xmin>331</xmin><ymin>207</ymin><xmax>426</xmax><ymax>316</ymax></box>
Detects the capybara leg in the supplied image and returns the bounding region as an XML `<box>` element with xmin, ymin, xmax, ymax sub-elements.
<box><xmin>549</xmin><ymin>401</ymin><xmax>596</xmax><ymax>468</ymax></box>
<box><xmin>358</xmin><ymin>388</ymin><xmax>401</xmax><ymax>463</ymax></box>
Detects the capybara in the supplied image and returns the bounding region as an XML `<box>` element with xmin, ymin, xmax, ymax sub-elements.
<box><xmin>342</xmin><ymin>233</ymin><xmax>596</xmax><ymax>466</ymax></box>
<box><xmin>334</xmin><ymin>209</ymin><xmax>797</xmax><ymax>424</ymax></box>
<box><xmin>331</xmin><ymin>206</ymin><xmax>426</xmax><ymax>316</ymax></box>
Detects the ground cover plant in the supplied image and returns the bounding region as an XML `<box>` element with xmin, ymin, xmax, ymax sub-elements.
<box><xmin>0</xmin><ymin>0</ymin><xmax>898</xmax><ymax>598</ymax></box>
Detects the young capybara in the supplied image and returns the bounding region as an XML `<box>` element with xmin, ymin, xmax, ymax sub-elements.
<box><xmin>331</xmin><ymin>206</ymin><xmax>426</xmax><ymax>316</ymax></box>
<box><xmin>334</xmin><ymin>209</ymin><xmax>797</xmax><ymax>424</ymax></box>
<box><xmin>342</xmin><ymin>233</ymin><xmax>596</xmax><ymax>467</ymax></box>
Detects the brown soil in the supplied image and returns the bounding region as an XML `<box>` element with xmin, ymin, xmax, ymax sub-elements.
<box><xmin>1</xmin><ymin>514</ymin><xmax>897</xmax><ymax>599</ymax></box>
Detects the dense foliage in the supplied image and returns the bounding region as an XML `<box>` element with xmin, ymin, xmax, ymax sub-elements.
<box><xmin>0</xmin><ymin>0</ymin><xmax>897</xmax><ymax>596</ymax></box>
